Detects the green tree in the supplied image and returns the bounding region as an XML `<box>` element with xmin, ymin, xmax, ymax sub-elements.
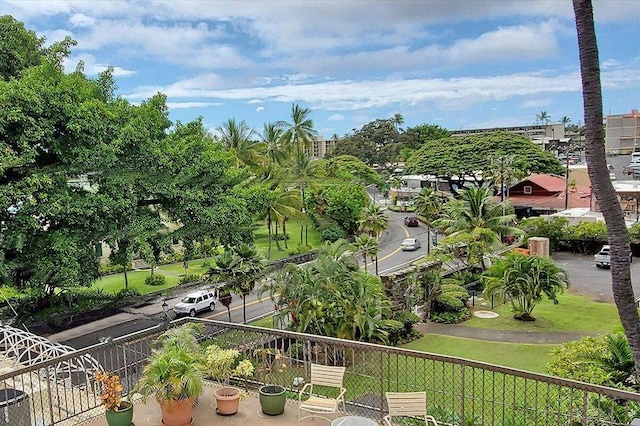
<box><xmin>217</xmin><ymin>118</ymin><xmax>265</xmax><ymax>168</ymax></box>
<box><xmin>405</xmin><ymin>132</ymin><xmax>563</xmax><ymax>195</ymax></box>
<box><xmin>413</xmin><ymin>188</ymin><xmax>442</xmax><ymax>253</ymax></box>
<box><xmin>573</xmin><ymin>0</ymin><xmax>640</xmax><ymax>375</ymax></box>
<box><xmin>358</xmin><ymin>204</ymin><xmax>388</xmax><ymax>237</ymax></box>
<box><xmin>279</xmin><ymin>104</ymin><xmax>317</xmax><ymax>157</ymax></box>
<box><xmin>434</xmin><ymin>187</ymin><xmax>521</xmax><ymax>243</ymax></box>
<box><xmin>0</xmin><ymin>15</ymin><xmax>44</xmax><ymax>81</ymax></box>
<box><xmin>536</xmin><ymin>111</ymin><xmax>551</xmax><ymax>124</ymax></box>
<box><xmin>352</xmin><ymin>234</ymin><xmax>378</xmax><ymax>273</ymax></box>
<box><xmin>483</xmin><ymin>253</ymin><xmax>570</xmax><ymax>320</ymax></box>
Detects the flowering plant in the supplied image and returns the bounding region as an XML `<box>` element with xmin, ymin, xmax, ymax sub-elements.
<box><xmin>204</xmin><ymin>345</ymin><xmax>254</xmax><ymax>386</ymax></box>
<box><xmin>94</xmin><ymin>371</ymin><xmax>126</xmax><ymax>411</ymax></box>
<box><xmin>253</xmin><ymin>348</ymin><xmax>287</xmax><ymax>385</ymax></box>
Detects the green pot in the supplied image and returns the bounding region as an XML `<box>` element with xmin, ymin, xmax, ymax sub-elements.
<box><xmin>105</xmin><ymin>401</ymin><xmax>133</xmax><ymax>426</ymax></box>
<box><xmin>259</xmin><ymin>385</ymin><xmax>286</xmax><ymax>416</ymax></box>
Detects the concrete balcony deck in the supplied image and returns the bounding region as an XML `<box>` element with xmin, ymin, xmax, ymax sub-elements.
<box><xmin>85</xmin><ymin>384</ymin><xmax>358</xmax><ymax>426</ymax></box>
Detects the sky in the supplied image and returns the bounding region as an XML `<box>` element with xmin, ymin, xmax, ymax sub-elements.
<box><xmin>2</xmin><ymin>0</ymin><xmax>639</xmax><ymax>139</ymax></box>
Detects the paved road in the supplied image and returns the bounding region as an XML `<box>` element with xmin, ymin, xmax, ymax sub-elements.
<box><xmin>552</xmin><ymin>250</ymin><xmax>640</xmax><ymax>303</ymax></box>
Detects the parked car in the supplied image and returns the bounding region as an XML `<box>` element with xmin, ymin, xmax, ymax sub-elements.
<box><xmin>594</xmin><ymin>245</ymin><xmax>632</xmax><ymax>268</ymax></box>
<box><xmin>401</xmin><ymin>237</ymin><xmax>421</xmax><ymax>251</ymax></box>
<box><xmin>404</xmin><ymin>216</ymin><xmax>419</xmax><ymax>227</ymax></box>
<box><xmin>173</xmin><ymin>289</ymin><xmax>219</xmax><ymax>317</ymax></box>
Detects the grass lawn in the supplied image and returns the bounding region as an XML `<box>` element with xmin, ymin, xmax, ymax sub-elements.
<box><xmin>465</xmin><ymin>293</ymin><xmax>621</xmax><ymax>334</ymax></box>
<box><xmin>253</xmin><ymin>221</ymin><xmax>322</xmax><ymax>261</ymax></box>
<box><xmin>403</xmin><ymin>334</ymin><xmax>555</xmax><ymax>373</ymax></box>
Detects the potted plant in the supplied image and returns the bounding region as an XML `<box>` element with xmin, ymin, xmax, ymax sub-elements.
<box><xmin>94</xmin><ymin>371</ymin><xmax>133</xmax><ymax>426</ymax></box>
<box><xmin>135</xmin><ymin>323</ymin><xmax>205</xmax><ymax>426</ymax></box>
<box><xmin>254</xmin><ymin>348</ymin><xmax>287</xmax><ymax>416</ymax></box>
<box><xmin>204</xmin><ymin>344</ymin><xmax>254</xmax><ymax>416</ymax></box>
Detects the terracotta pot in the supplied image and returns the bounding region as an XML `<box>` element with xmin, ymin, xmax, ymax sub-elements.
<box><xmin>214</xmin><ymin>387</ymin><xmax>241</xmax><ymax>416</ymax></box>
<box><xmin>159</xmin><ymin>398</ymin><xmax>194</xmax><ymax>426</ymax></box>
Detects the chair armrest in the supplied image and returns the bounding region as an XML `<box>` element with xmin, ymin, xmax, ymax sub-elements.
<box><xmin>383</xmin><ymin>415</ymin><xmax>392</xmax><ymax>426</ymax></box>
<box><xmin>298</xmin><ymin>383</ymin><xmax>312</xmax><ymax>401</ymax></box>
<box><xmin>336</xmin><ymin>387</ymin><xmax>346</xmax><ymax>400</ymax></box>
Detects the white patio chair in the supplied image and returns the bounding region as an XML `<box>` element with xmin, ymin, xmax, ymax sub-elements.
<box><xmin>298</xmin><ymin>363</ymin><xmax>346</xmax><ymax>424</ymax></box>
<box><xmin>384</xmin><ymin>391</ymin><xmax>438</xmax><ymax>426</ymax></box>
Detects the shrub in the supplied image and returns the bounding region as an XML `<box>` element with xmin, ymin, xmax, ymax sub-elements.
<box><xmin>393</xmin><ymin>311</ymin><xmax>420</xmax><ymax>334</ymax></box>
<box><xmin>116</xmin><ymin>288</ymin><xmax>141</xmax><ymax>300</ymax></box>
<box><xmin>430</xmin><ymin>310</ymin><xmax>470</xmax><ymax>324</ymax></box>
<box><xmin>144</xmin><ymin>274</ymin><xmax>166</xmax><ymax>286</ymax></box>
<box><xmin>178</xmin><ymin>274</ymin><xmax>202</xmax><ymax>285</ymax></box>
<box><xmin>289</xmin><ymin>245</ymin><xmax>313</xmax><ymax>256</ymax></box>
<box><xmin>99</xmin><ymin>262</ymin><xmax>127</xmax><ymax>276</ymax></box>
<box><xmin>321</xmin><ymin>224</ymin><xmax>346</xmax><ymax>242</ymax></box>
<box><xmin>376</xmin><ymin>319</ymin><xmax>404</xmax><ymax>345</ymax></box>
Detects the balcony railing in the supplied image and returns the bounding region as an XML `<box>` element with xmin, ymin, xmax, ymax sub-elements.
<box><xmin>0</xmin><ymin>318</ymin><xmax>638</xmax><ymax>425</ymax></box>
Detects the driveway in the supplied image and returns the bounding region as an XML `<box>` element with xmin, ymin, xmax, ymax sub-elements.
<box><xmin>552</xmin><ymin>251</ymin><xmax>639</xmax><ymax>302</ymax></box>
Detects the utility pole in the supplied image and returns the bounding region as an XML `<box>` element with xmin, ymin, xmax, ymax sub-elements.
<box><xmin>500</xmin><ymin>156</ymin><xmax>505</xmax><ymax>203</ymax></box>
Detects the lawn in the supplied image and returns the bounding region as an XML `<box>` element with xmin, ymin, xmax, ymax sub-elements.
<box><xmin>92</xmin><ymin>223</ymin><xmax>323</xmax><ymax>295</ymax></box>
<box><xmin>465</xmin><ymin>293</ymin><xmax>621</xmax><ymax>334</ymax></box>
<box><xmin>253</xmin><ymin>221</ymin><xmax>322</xmax><ymax>261</ymax></box>
<box><xmin>403</xmin><ymin>334</ymin><xmax>555</xmax><ymax>373</ymax></box>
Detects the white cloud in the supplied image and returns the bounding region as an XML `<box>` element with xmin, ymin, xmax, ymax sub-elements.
<box><xmin>69</xmin><ymin>13</ymin><xmax>96</xmax><ymax>27</ymax></box>
<box><xmin>125</xmin><ymin>67</ymin><xmax>640</xmax><ymax>112</ymax></box>
<box><xmin>520</xmin><ymin>99</ymin><xmax>553</xmax><ymax>108</ymax></box>
<box><xmin>328</xmin><ymin>114</ymin><xmax>344</xmax><ymax>121</ymax></box>
<box><xmin>248</xmin><ymin>99</ymin><xmax>263</xmax><ymax>104</ymax></box>
<box><xmin>167</xmin><ymin>101</ymin><xmax>221</xmax><ymax>109</ymax></box>
<box><xmin>64</xmin><ymin>54</ymin><xmax>135</xmax><ymax>76</ymax></box>
<box><xmin>256</xmin><ymin>106</ymin><xmax>265</xmax><ymax>112</ymax></box>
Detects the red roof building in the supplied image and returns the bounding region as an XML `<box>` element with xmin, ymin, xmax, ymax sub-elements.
<box><xmin>505</xmin><ymin>174</ymin><xmax>591</xmax><ymax>217</ymax></box>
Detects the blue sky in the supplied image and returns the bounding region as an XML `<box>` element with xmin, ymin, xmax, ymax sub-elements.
<box><xmin>2</xmin><ymin>0</ymin><xmax>639</xmax><ymax>138</ymax></box>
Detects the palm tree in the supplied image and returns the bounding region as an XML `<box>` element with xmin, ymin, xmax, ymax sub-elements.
<box><xmin>289</xmin><ymin>150</ymin><xmax>322</xmax><ymax>244</ymax></box>
<box><xmin>217</xmin><ymin>118</ymin><xmax>265</xmax><ymax>167</ymax></box>
<box><xmin>358</xmin><ymin>204</ymin><xmax>388</xmax><ymax>237</ymax></box>
<box><xmin>560</xmin><ymin>116</ymin><xmax>572</xmax><ymax>127</ymax></box>
<box><xmin>392</xmin><ymin>113</ymin><xmax>404</xmax><ymax>132</ymax></box>
<box><xmin>573</xmin><ymin>0</ymin><xmax>640</xmax><ymax>374</ymax></box>
<box><xmin>434</xmin><ymin>187</ymin><xmax>520</xmax><ymax>243</ymax></box>
<box><xmin>233</xmin><ymin>243</ymin><xmax>268</xmax><ymax>324</ymax></box>
<box><xmin>352</xmin><ymin>234</ymin><xmax>378</xmax><ymax>273</ymax></box>
<box><xmin>264</xmin><ymin>189</ymin><xmax>303</xmax><ymax>259</ymax></box>
<box><xmin>536</xmin><ymin>111</ymin><xmax>551</xmax><ymax>124</ymax></box>
<box><xmin>483</xmin><ymin>253</ymin><xmax>569</xmax><ymax>321</ymax></box>
<box><xmin>260</xmin><ymin>122</ymin><xmax>288</xmax><ymax>166</ymax></box>
<box><xmin>413</xmin><ymin>188</ymin><xmax>442</xmax><ymax>253</ymax></box>
<box><xmin>279</xmin><ymin>104</ymin><xmax>317</xmax><ymax>157</ymax></box>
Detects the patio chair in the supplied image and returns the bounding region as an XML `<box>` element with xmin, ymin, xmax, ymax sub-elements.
<box><xmin>298</xmin><ymin>363</ymin><xmax>346</xmax><ymax>424</ymax></box>
<box><xmin>384</xmin><ymin>392</ymin><xmax>438</xmax><ymax>426</ymax></box>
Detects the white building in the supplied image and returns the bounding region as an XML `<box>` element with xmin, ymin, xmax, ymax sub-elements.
<box><xmin>605</xmin><ymin>109</ymin><xmax>640</xmax><ymax>155</ymax></box>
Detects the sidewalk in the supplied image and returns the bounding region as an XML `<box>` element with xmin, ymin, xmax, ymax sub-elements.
<box><xmin>415</xmin><ymin>321</ymin><xmax>591</xmax><ymax>344</ymax></box>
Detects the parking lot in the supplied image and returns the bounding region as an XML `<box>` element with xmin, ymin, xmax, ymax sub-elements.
<box><xmin>553</xmin><ymin>251</ymin><xmax>640</xmax><ymax>302</ymax></box>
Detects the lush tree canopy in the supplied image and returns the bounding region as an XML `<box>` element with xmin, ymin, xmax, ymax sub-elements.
<box><xmin>405</xmin><ymin>132</ymin><xmax>563</xmax><ymax>192</ymax></box>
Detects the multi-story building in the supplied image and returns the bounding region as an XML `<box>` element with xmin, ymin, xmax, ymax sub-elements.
<box><xmin>605</xmin><ymin>109</ymin><xmax>640</xmax><ymax>154</ymax></box>
<box><xmin>450</xmin><ymin>123</ymin><xmax>565</xmax><ymax>142</ymax></box>
<box><xmin>309</xmin><ymin>137</ymin><xmax>337</xmax><ymax>158</ymax></box>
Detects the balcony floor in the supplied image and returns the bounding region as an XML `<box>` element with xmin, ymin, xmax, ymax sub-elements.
<box><xmin>84</xmin><ymin>384</ymin><xmax>367</xmax><ymax>426</ymax></box>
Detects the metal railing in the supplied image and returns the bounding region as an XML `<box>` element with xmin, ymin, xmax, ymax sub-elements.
<box><xmin>0</xmin><ymin>318</ymin><xmax>638</xmax><ymax>425</ymax></box>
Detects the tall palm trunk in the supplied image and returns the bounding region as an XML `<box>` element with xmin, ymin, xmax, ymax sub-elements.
<box><xmin>274</xmin><ymin>222</ymin><xmax>282</xmax><ymax>251</ymax></box>
<box><xmin>283</xmin><ymin>219</ymin><xmax>288</xmax><ymax>249</ymax></box>
<box><xmin>267</xmin><ymin>211</ymin><xmax>272</xmax><ymax>260</ymax></box>
<box><xmin>573</xmin><ymin>0</ymin><xmax>640</xmax><ymax>375</ymax></box>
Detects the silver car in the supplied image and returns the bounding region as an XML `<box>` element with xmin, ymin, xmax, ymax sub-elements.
<box><xmin>401</xmin><ymin>238</ymin><xmax>421</xmax><ymax>251</ymax></box>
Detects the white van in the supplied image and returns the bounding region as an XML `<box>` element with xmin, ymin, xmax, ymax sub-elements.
<box><xmin>630</xmin><ymin>152</ymin><xmax>640</xmax><ymax>165</ymax></box>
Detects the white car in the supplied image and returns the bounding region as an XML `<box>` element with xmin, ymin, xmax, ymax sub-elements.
<box><xmin>401</xmin><ymin>238</ymin><xmax>421</xmax><ymax>251</ymax></box>
<box><xmin>173</xmin><ymin>289</ymin><xmax>219</xmax><ymax>317</ymax></box>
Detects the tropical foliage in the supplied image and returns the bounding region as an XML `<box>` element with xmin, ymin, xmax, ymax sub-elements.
<box><xmin>483</xmin><ymin>253</ymin><xmax>570</xmax><ymax>321</ymax></box>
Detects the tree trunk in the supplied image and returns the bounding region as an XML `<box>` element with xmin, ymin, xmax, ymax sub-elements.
<box><xmin>274</xmin><ymin>222</ymin><xmax>282</xmax><ymax>251</ymax></box>
<box><xmin>123</xmin><ymin>262</ymin><xmax>129</xmax><ymax>290</ymax></box>
<box><xmin>283</xmin><ymin>219</ymin><xmax>288</xmax><ymax>249</ymax></box>
<box><xmin>573</xmin><ymin>0</ymin><xmax>640</xmax><ymax>375</ymax></box>
<box><xmin>267</xmin><ymin>211</ymin><xmax>272</xmax><ymax>260</ymax></box>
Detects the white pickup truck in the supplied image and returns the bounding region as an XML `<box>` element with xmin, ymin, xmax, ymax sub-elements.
<box><xmin>594</xmin><ymin>245</ymin><xmax>633</xmax><ymax>268</ymax></box>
